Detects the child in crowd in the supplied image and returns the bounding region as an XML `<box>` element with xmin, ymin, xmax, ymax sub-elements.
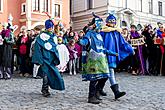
<box><xmin>56</xmin><ymin>37</ymin><xmax>70</xmax><ymax>73</ymax></box>
<box><xmin>67</xmin><ymin>39</ymin><xmax>77</xmax><ymax>75</ymax></box>
<box><xmin>74</xmin><ymin>32</ymin><xmax>82</xmax><ymax>73</ymax></box>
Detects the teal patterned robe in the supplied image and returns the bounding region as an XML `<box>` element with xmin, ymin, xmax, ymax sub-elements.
<box><xmin>80</xmin><ymin>30</ymin><xmax>116</xmax><ymax>81</ymax></box>
<box><xmin>32</xmin><ymin>31</ymin><xmax>65</xmax><ymax>90</ymax></box>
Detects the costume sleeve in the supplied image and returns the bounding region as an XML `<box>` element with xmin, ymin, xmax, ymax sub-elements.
<box><xmin>119</xmin><ymin>33</ymin><xmax>134</xmax><ymax>54</ymax></box>
<box><xmin>32</xmin><ymin>40</ymin><xmax>43</xmax><ymax>65</ymax></box>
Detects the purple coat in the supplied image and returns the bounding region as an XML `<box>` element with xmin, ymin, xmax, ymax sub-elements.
<box><xmin>67</xmin><ymin>45</ymin><xmax>77</xmax><ymax>60</ymax></box>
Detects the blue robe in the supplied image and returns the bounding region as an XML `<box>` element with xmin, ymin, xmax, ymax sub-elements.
<box><xmin>80</xmin><ymin>30</ymin><xmax>116</xmax><ymax>81</ymax></box>
<box><xmin>100</xmin><ymin>31</ymin><xmax>134</xmax><ymax>68</ymax></box>
<box><xmin>32</xmin><ymin>32</ymin><xmax>65</xmax><ymax>90</ymax></box>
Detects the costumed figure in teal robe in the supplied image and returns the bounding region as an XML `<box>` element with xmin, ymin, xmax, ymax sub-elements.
<box><xmin>100</xmin><ymin>14</ymin><xmax>134</xmax><ymax>99</ymax></box>
<box><xmin>79</xmin><ymin>13</ymin><xmax>118</xmax><ymax>104</ymax></box>
<box><xmin>32</xmin><ymin>19</ymin><xmax>65</xmax><ymax>97</ymax></box>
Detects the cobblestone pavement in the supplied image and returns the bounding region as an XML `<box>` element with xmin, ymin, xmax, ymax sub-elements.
<box><xmin>0</xmin><ymin>73</ymin><xmax>165</xmax><ymax>110</ymax></box>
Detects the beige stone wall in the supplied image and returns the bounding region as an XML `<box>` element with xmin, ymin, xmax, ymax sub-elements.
<box><xmin>72</xmin><ymin>0</ymin><xmax>86</xmax><ymax>13</ymax></box>
<box><xmin>93</xmin><ymin>0</ymin><xmax>107</xmax><ymax>8</ymax></box>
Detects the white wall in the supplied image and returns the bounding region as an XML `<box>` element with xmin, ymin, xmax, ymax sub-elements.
<box><xmin>141</xmin><ymin>0</ymin><xmax>149</xmax><ymax>13</ymax></box>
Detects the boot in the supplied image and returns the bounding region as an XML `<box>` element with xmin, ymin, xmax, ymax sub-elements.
<box><xmin>95</xmin><ymin>91</ymin><xmax>102</xmax><ymax>100</ymax></box>
<box><xmin>96</xmin><ymin>78</ymin><xmax>108</xmax><ymax>96</ymax></box>
<box><xmin>41</xmin><ymin>89</ymin><xmax>50</xmax><ymax>97</ymax></box>
<box><xmin>111</xmin><ymin>84</ymin><xmax>126</xmax><ymax>99</ymax></box>
<box><xmin>88</xmin><ymin>96</ymin><xmax>101</xmax><ymax>104</ymax></box>
<box><xmin>42</xmin><ymin>75</ymin><xmax>50</xmax><ymax>97</ymax></box>
<box><xmin>99</xmin><ymin>90</ymin><xmax>107</xmax><ymax>96</ymax></box>
<box><xmin>4</xmin><ymin>72</ymin><xmax>11</xmax><ymax>80</ymax></box>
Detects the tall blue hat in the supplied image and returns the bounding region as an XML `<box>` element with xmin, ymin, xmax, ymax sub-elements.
<box><xmin>45</xmin><ymin>19</ymin><xmax>54</xmax><ymax>29</ymax></box>
<box><xmin>106</xmin><ymin>14</ymin><xmax>116</xmax><ymax>23</ymax></box>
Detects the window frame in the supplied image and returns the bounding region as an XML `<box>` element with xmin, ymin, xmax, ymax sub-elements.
<box><xmin>32</xmin><ymin>0</ymin><xmax>40</xmax><ymax>12</ymax></box>
<box><xmin>21</xmin><ymin>3</ymin><xmax>26</xmax><ymax>15</ymax></box>
<box><xmin>54</xmin><ymin>4</ymin><xmax>61</xmax><ymax>18</ymax></box>
<box><xmin>149</xmin><ymin>0</ymin><xmax>153</xmax><ymax>14</ymax></box>
<box><xmin>0</xmin><ymin>0</ymin><xmax>3</xmax><ymax>13</ymax></box>
<box><xmin>87</xmin><ymin>0</ymin><xmax>94</xmax><ymax>10</ymax></box>
<box><xmin>43</xmin><ymin>0</ymin><xmax>49</xmax><ymax>12</ymax></box>
<box><xmin>158</xmin><ymin>1</ymin><xmax>162</xmax><ymax>16</ymax></box>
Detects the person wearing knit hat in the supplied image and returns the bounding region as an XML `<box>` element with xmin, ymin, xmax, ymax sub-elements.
<box><xmin>32</xmin><ymin>19</ymin><xmax>65</xmax><ymax>97</ymax></box>
<box><xmin>102</xmin><ymin>14</ymin><xmax>122</xmax><ymax>33</ymax></box>
<box><xmin>79</xmin><ymin>12</ymin><xmax>118</xmax><ymax>104</ymax></box>
<box><xmin>100</xmin><ymin>13</ymin><xmax>134</xmax><ymax>100</ymax></box>
<box><xmin>45</xmin><ymin>19</ymin><xmax>54</xmax><ymax>32</ymax></box>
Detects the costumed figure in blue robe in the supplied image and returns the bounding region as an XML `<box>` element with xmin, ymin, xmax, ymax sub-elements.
<box><xmin>79</xmin><ymin>13</ymin><xmax>118</xmax><ymax>104</ymax></box>
<box><xmin>100</xmin><ymin>14</ymin><xmax>134</xmax><ymax>99</ymax></box>
<box><xmin>32</xmin><ymin>19</ymin><xmax>65</xmax><ymax>97</ymax></box>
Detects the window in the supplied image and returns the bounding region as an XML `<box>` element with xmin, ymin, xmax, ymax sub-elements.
<box><xmin>32</xmin><ymin>0</ymin><xmax>40</xmax><ymax>11</ymax></box>
<box><xmin>87</xmin><ymin>0</ymin><xmax>93</xmax><ymax>10</ymax></box>
<box><xmin>43</xmin><ymin>0</ymin><xmax>48</xmax><ymax>12</ymax></box>
<box><xmin>137</xmin><ymin>0</ymin><xmax>142</xmax><ymax>12</ymax></box>
<box><xmin>0</xmin><ymin>0</ymin><xmax>3</xmax><ymax>12</ymax></box>
<box><xmin>70</xmin><ymin>0</ymin><xmax>72</xmax><ymax>15</ymax></box>
<box><xmin>21</xmin><ymin>3</ymin><xmax>26</xmax><ymax>13</ymax></box>
<box><xmin>158</xmin><ymin>1</ymin><xmax>162</xmax><ymax>16</ymax></box>
<box><xmin>55</xmin><ymin>4</ymin><xmax>60</xmax><ymax>17</ymax></box>
<box><xmin>140</xmin><ymin>0</ymin><xmax>142</xmax><ymax>12</ymax></box>
<box><xmin>149</xmin><ymin>0</ymin><xmax>153</xmax><ymax>14</ymax></box>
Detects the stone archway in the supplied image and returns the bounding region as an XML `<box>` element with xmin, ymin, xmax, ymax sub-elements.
<box><xmin>31</xmin><ymin>22</ymin><xmax>45</xmax><ymax>30</ymax></box>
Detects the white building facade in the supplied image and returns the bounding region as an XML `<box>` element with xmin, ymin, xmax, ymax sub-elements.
<box><xmin>70</xmin><ymin>0</ymin><xmax>165</xmax><ymax>31</ymax></box>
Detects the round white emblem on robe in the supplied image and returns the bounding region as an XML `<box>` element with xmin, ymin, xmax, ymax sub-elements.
<box><xmin>44</xmin><ymin>42</ymin><xmax>52</xmax><ymax>50</ymax></box>
<box><xmin>40</xmin><ymin>33</ymin><xmax>50</xmax><ymax>41</ymax></box>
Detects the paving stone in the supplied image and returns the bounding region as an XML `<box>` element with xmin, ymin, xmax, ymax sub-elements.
<box><xmin>0</xmin><ymin>73</ymin><xmax>165</xmax><ymax>110</ymax></box>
